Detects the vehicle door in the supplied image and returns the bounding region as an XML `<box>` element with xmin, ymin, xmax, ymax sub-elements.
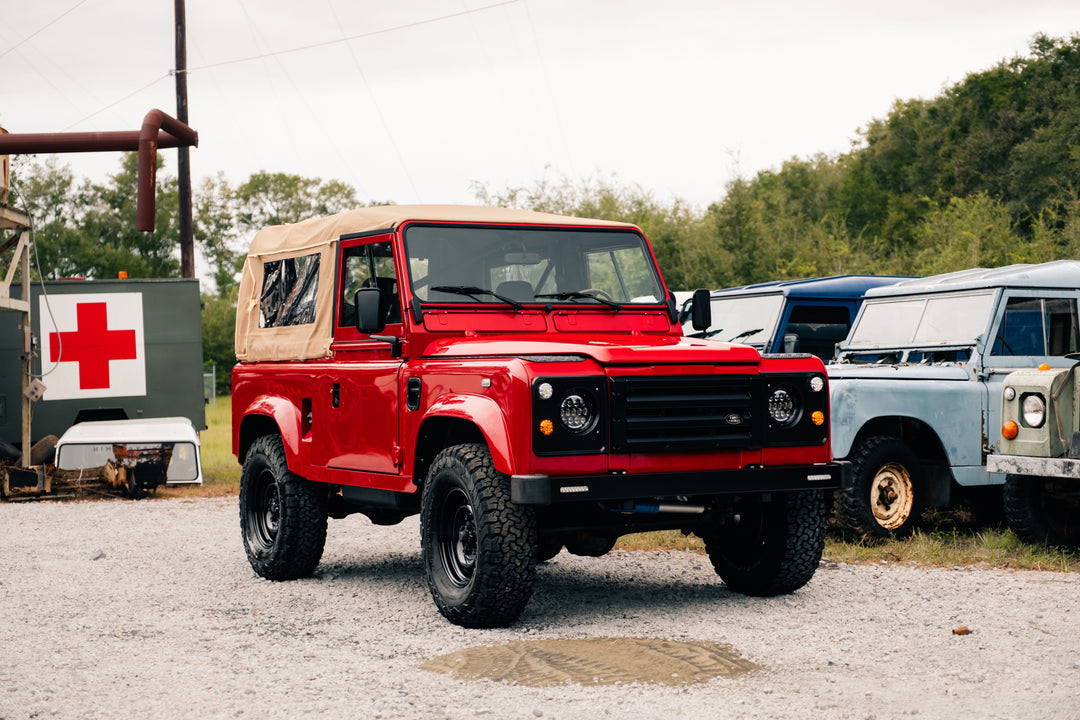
<box><xmin>982</xmin><ymin>290</ymin><xmax>1080</xmax><ymax>462</ymax></box>
<box><xmin>325</xmin><ymin>236</ymin><xmax>404</xmax><ymax>475</ymax></box>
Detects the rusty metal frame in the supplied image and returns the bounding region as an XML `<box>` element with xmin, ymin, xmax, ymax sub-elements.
<box><xmin>0</xmin><ymin>201</ymin><xmax>33</xmax><ymax>473</ymax></box>
<box><xmin>0</xmin><ymin>112</ymin><xmax>198</xmax><ymax>495</ymax></box>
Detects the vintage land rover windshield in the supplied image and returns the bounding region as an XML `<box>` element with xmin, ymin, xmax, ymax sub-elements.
<box><xmin>404</xmin><ymin>225</ymin><xmax>664</xmax><ymax>305</ymax></box>
<box><xmin>845</xmin><ymin>291</ymin><xmax>996</xmax><ymax>350</ymax></box>
<box><xmin>695</xmin><ymin>294</ymin><xmax>785</xmax><ymax>342</ymax></box>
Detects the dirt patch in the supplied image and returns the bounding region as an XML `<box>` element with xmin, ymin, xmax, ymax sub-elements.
<box><xmin>421</xmin><ymin>636</ymin><xmax>761</xmax><ymax>686</ymax></box>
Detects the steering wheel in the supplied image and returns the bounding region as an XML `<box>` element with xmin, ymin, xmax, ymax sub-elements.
<box><xmin>581</xmin><ymin>288</ymin><xmax>614</xmax><ymax>301</ymax></box>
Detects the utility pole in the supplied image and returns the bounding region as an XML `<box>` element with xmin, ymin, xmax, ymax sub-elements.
<box><xmin>175</xmin><ymin>0</ymin><xmax>194</xmax><ymax>278</ymax></box>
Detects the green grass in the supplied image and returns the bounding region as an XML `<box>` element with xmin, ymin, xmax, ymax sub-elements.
<box><xmin>819</xmin><ymin>523</ymin><xmax>1079</xmax><ymax>572</ymax></box>
<box><xmin>158</xmin><ymin>395</ymin><xmax>239</xmax><ymax>499</ymax></box>
<box><xmin>613</xmin><ymin>519</ymin><xmax>1080</xmax><ymax>573</ymax></box>
<box><xmin>171</xmin><ymin>396</ymin><xmax>1079</xmax><ymax>573</ymax></box>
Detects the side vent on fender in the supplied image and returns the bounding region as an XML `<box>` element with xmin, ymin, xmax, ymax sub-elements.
<box><xmin>407</xmin><ymin>377</ymin><xmax>422</xmax><ymax>411</ymax></box>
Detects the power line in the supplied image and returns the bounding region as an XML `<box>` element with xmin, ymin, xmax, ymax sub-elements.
<box><xmin>0</xmin><ymin>0</ymin><xmax>91</xmax><ymax>60</ymax></box>
<box><xmin>61</xmin><ymin>73</ymin><xmax>172</xmax><ymax>131</ymax></box>
<box><xmin>327</xmin><ymin>0</ymin><xmax>421</xmax><ymax>202</ymax></box>
<box><xmin>187</xmin><ymin>0</ymin><xmax>522</xmax><ymax>72</ymax></box>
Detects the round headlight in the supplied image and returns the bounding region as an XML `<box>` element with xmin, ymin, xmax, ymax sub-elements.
<box><xmin>560</xmin><ymin>393</ymin><xmax>595</xmax><ymax>434</ymax></box>
<box><xmin>1022</xmin><ymin>394</ymin><xmax>1046</xmax><ymax>428</ymax></box>
<box><xmin>768</xmin><ymin>387</ymin><xmax>799</xmax><ymax>425</ymax></box>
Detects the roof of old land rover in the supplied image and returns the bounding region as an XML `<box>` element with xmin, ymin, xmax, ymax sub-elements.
<box><xmin>863</xmin><ymin>259</ymin><xmax>1080</xmax><ymax>298</ymax></box>
<box><xmin>245</xmin><ymin>204</ymin><xmax>638</xmax><ymax>257</ymax></box>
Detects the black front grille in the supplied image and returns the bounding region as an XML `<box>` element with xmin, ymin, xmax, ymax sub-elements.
<box><xmin>610</xmin><ymin>375</ymin><xmax>763</xmax><ymax>453</ymax></box>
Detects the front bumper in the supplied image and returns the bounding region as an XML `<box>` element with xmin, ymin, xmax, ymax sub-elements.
<box><xmin>986</xmin><ymin>454</ymin><xmax>1080</xmax><ymax>481</ymax></box>
<box><xmin>511</xmin><ymin>461</ymin><xmax>851</xmax><ymax>505</ymax></box>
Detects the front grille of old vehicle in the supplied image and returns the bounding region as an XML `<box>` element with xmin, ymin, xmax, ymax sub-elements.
<box><xmin>609</xmin><ymin>375</ymin><xmax>763</xmax><ymax>453</ymax></box>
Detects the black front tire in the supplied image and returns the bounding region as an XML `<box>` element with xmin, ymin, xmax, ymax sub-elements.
<box><xmin>239</xmin><ymin>434</ymin><xmax>327</xmax><ymax>580</ymax></box>
<box><xmin>836</xmin><ymin>435</ymin><xmax>924</xmax><ymax>539</ymax></box>
<box><xmin>703</xmin><ymin>490</ymin><xmax>827</xmax><ymax>596</ymax></box>
<box><xmin>1003</xmin><ymin>474</ymin><xmax>1080</xmax><ymax>549</ymax></box>
<box><xmin>420</xmin><ymin>443</ymin><xmax>538</xmax><ymax>628</ymax></box>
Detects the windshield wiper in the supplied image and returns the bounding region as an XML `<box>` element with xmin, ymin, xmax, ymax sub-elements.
<box><xmin>727</xmin><ymin>328</ymin><xmax>764</xmax><ymax>343</ymax></box>
<box><xmin>688</xmin><ymin>327</ymin><xmax>724</xmax><ymax>339</ymax></box>
<box><xmin>534</xmin><ymin>291</ymin><xmax>620</xmax><ymax>310</ymax></box>
<box><xmin>431</xmin><ymin>285</ymin><xmax>523</xmax><ymax>310</ymax></box>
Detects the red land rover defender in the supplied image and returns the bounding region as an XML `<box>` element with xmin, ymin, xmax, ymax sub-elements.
<box><xmin>232</xmin><ymin>205</ymin><xmax>849</xmax><ymax>627</ymax></box>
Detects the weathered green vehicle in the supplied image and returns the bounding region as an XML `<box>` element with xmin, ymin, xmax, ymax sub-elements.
<box><xmin>987</xmin><ymin>363</ymin><xmax>1080</xmax><ymax>548</ymax></box>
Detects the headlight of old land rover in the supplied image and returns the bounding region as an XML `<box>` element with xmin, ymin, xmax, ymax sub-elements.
<box><xmin>1021</xmin><ymin>392</ymin><xmax>1047</xmax><ymax>428</ymax></box>
<box><xmin>533</xmin><ymin>377</ymin><xmax>607</xmax><ymax>455</ymax></box>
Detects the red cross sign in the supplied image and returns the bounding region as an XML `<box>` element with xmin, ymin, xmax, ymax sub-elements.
<box><xmin>49</xmin><ymin>302</ymin><xmax>138</xmax><ymax>389</ymax></box>
<box><xmin>39</xmin><ymin>293</ymin><xmax>146</xmax><ymax>401</ymax></box>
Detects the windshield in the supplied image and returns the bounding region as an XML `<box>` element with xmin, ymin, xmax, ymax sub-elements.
<box><xmin>403</xmin><ymin>225</ymin><xmax>664</xmax><ymax>306</ymax></box>
<box><xmin>846</xmin><ymin>291</ymin><xmax>995</xmax><ymax>349</ymax></box>
<box><xmin>687</xmin><ymin>294</ymin><xmax>784</xmax><ymax>343</ymax></box>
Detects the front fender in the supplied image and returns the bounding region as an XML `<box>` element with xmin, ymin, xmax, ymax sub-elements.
<box><xmin>423</xmin><ymin>393</ymin><xmax>517</xmax><ymax>475</ymax></box>
<box><xmin>829</xmin><ymin>377</ymin><xmax>983</xmax><ymax>465</ymax></box>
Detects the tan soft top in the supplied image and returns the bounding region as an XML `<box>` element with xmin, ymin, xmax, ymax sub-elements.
<box><xmin>235</xmin><ymin>205</ymin><xmax>639</xmax><ymax>362</ymax></box>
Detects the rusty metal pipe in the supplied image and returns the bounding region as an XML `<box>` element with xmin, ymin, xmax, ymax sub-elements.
<box><xmin>0</xmin><ymin>131</ymin><xmax>187</xmax><ymax>153</ymax></box>
<box><xmin>0</xmin><ymin>109</ymin><xmax>197</xmax><ymax>233</ymax></box>
<box><xmin>138</xmin><ymin>109</ymin><xmax>198</xmax><ymax>231</ymax></box>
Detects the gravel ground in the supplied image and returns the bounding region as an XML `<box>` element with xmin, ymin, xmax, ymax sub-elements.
<box><xmin>2</xmin><ymin>496</ymin><xmax>1078</xmax><ymax>720</ymax></box>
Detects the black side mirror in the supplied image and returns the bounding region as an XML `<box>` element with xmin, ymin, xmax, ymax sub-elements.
<box><xmin>690</xmin><ymin>288</ymin><xmax>712</xmax><ymax>331</ymax></box>
<box><xmin>354</xmin><ymin>287</ymin><xmax>385</xmax><ymax>334</ymax></box>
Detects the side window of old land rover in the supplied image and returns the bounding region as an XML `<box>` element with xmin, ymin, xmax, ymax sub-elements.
<box><xmin>991</xmin><ymin>297</ymin><xmax>1079</xmax><ymax>357</ymax></box>
<box><xmin>339</xmin><ymin>240</ymin><xmax>401</xmax><ymax>329</ymax></box>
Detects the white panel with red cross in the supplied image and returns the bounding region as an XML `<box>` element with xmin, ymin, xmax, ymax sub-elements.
<box><xmin>38</xmin><ymin>293</ymin><xmax>147</xmax><ymax>400</ymax></box>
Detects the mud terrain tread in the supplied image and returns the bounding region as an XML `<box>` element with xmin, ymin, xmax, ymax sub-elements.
<box><xmin>421</xmin><ymin>443</ymin><xmax>538</xmax><ymax>628</ymax></box>
<box><xmin>836</xmin><ymin>435</ymin><xmax>922</xmax><ymax>539</ymax></box>
<box><xmin>1003</xmin><ymin>474</ymin><xmax>1080</xmax><ymax>549</ymax></box>
<box><xmin>240</xmin><ymin>434</ymin><xmax>327</xmax><ymax>581</ymax></box>
<box><xmin>704</xmin><ymin>489</ymin><xmax>826</xmax><ymax>596</ymax></box>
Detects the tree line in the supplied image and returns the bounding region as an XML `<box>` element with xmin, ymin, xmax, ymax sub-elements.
<box><xmin>7</xmin><ymin>33</ymin><xmax>1080</xmax><ymax>392</ymax></box>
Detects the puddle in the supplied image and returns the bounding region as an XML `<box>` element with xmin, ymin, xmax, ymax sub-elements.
<box><xmin>421</xmin><ymin>637</ymin><xmax>761</xmax><ymax>686</ymax></box>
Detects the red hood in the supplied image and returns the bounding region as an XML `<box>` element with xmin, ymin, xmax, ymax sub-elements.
<box><xmin>421</xmin><ymin>334</ymin><xmax>763</xmax><ymax>365</ymax></box>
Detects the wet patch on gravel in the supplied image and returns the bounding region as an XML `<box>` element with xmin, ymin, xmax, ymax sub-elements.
<box><xmin>421</xmin><ymin>636</ymin><xmax>761</xmax><ymax>686</ymax></box>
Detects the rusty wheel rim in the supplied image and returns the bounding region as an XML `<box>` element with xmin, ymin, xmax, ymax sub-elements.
<box><xmin>871</xmin><ymin>462</ymin><xmax>914</xmax><ymax>531</ymax></box>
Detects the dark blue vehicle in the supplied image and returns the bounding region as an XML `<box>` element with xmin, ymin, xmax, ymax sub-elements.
<box><xmin>681</xmin><ymin>275</ymin><xmax>910</xmax><ymax>361</ymax></box>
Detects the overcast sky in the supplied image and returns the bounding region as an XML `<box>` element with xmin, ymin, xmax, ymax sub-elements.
<box><xmin>4</xmin><ymin>0</ymin><xmax>1080</xmax><ymax>212</ymax></box>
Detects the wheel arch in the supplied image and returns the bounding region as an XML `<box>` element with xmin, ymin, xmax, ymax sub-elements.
<box><xmin>850</xmin><ymin>416</ymin><xmax>953</xmax><ymax>506</ymax></box>
<box><xmin>413</xmin><ymin>413</ymin><xmax>512</xmax><ymax>490</ymax></box>
<box><xmin>412</xmin><ymin>394</ymin><xmax>517</xmax><ymax>485</ymax></box>
<box><xmin>236</xmin><ymin>395</ymin><xmax>303</xmax><ymax>466</ymax></box>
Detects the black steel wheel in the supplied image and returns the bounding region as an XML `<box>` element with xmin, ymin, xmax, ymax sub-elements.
<box><xmin>703</xmin><ymin>490</ymin><xmax>827</xmax><ymax>596</ymax></box>
<box><xmin>420</xmin><ymin>443</ymin><xmax>537</xmax><ymax>628</ymax></box>
<box><xmin>239</xmin><ymin>434</ymin><xmax>327</xmax><ymax>580</ymax></box>
<box><xmin>436</xmin><ymin>486</ymin><xmax>479</xmax><ymax>588</ymax></box>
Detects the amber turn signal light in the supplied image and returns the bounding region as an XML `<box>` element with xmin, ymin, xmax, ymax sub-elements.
<box><xmin>539</xmin><ymin>419</ymin><xmax>554</xmax><ymax>436</ymax></box>
<box><xmin>1002</xmin><ymin>421</ymin><xmax>1019</xmax><ymax>439</ymax></box>
<box><xmin>811</xmin><ymin>410</ymin><xmax>825</xmax><ymax>426</ymax></box>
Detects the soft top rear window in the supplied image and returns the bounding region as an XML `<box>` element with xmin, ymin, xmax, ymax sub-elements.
<box><xmin>260</xmin><ymin>253</ymin><xmax>320</xmax><ymax>328</ymax></box>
